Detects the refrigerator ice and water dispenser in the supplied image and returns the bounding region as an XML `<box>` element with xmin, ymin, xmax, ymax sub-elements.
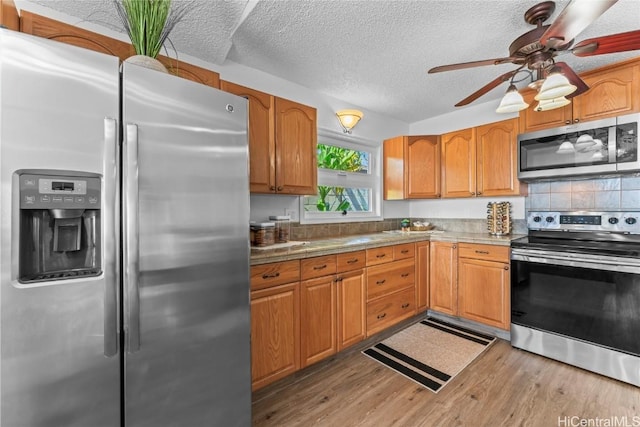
<box><xmin>17</xmin><ymin>171</ymin><xmax>102</xmax><ymax>283</ymax></box>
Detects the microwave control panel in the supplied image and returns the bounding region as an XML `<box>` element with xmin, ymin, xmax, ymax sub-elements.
<box><xmin>528</xmin><ymin>211</ymin><xmax>640</xmax><ymax>234</ymax></box>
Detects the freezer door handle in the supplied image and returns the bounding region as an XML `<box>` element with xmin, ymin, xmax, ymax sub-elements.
<box><xmin>123</xmin><ymin>123</ymin><xmax>141</xmax><ymax>353</ymax></box>
<box><xmin>104</xmin><ymin>118</ymin><xmax>119</xmax><ymax>357</ymax></box>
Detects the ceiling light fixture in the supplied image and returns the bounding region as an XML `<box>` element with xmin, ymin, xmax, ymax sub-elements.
<box><xmin>534</xmin><ymin>96</ymin><xmax>571</xmax><ymax>112</ymax></box>
<box><xmin>336</xmin><ymin>109</ymin><xmax>363</xmax><ymax>134</ymax></box>
<box><xmin>534</xmin><ymin>66</ymin><xmax>577</xmax><ymax>101</ymax></box>
<box><xmin>496</xmin><ymin>84</ymin><xmax>530</xmax><ymax>114</ymax></box>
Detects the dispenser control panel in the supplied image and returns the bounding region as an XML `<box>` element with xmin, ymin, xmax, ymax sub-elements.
<box><xmin>20</xmin><ymin>173</ymin><xmax>101</xmax><ymax>210</ymax></box>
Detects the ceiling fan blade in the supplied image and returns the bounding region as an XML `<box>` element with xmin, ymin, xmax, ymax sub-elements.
<box><xmin>428</xmin><ymin>57</ymin><xmax>515</xmax><ymax>74</ymax></box>
<box><xmin>541</xmin><ymin>0</ymin><xmax>618</xmax><ymax>49</ymax></box>
<box><xmin>572</xmin><ymin>30</ymin><xmax>640</xmax><ymax>57</ymax></box>
<box><xmin>454</xmin><ymin>69</ymin><xmax>519</xmax><ymax>107</ymax></box>
<box><xmin>554</xmin><ymin>62</ymin><xmax>589</xmax><ymax>99</ymax></box>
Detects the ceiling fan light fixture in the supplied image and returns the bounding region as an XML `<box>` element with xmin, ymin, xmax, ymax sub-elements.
<box><xmin>336</xmin><ymin>109</ymin><xmax>364</xmax><ymax>134</ymax></box>
<box><xmin>534</xmin><ymin>96</ymin><xmax>571</xmax><ymax>112</ymax></box>
<box><xmin>496</xmin><ymin>84</ymin><xmax>529</xmax><ymax>114</ymax></box>
<box><xmin>534</xmin><ymin>70</ymin><xmax>577</xmax><ymax>101</ymax></box>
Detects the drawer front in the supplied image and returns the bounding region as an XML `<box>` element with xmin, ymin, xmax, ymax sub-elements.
<box><xmin>366</xmin><ymin>246</ymin><xmax>394</xmax><ymax>266</ymax></box>
<box><xmin>301</xmin><ymin>255</ymin><xmax>338</xmax><ymax>280</ymax></box>
<box><xmin>366</xmin><ymin>259</ymin><xmax>415</xmax><ymax>301</ymax></box>
<box><xmin>366</xmin><ymin>288</ymin><xmax>416</xmax><ymax>336</ymax></box>
<box><xmin>336</xmin><ymin>250</ymin><xmax>366</xmax><ymax>273</ymax></box>
<box><xmin>393</xmin><ymin>243</ymin><xmax>415</xmax><ymax>260</ymax></box>
<box><xmin>458</xmin><ymin>243</ymin><xmax>510</xmax><ymax>262</ymax></box>
<box><xmin>251</xmin><ymin>260</ymin><xmax>300</xmax><ymax>290</ymax></box>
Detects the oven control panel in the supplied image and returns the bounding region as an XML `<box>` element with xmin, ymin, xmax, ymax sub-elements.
<box><xmin>527</xmin><ymin>211</ymin><xmax>640</xmax><ymax>233</ymax></box>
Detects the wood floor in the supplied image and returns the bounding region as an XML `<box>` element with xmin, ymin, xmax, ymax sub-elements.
<box><xmin>252</xmin><ymin>329</ymin><xmax>640</xmax><ymax>426</ymax></box>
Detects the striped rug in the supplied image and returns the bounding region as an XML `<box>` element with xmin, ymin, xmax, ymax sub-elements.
<box><xmin>362</xmin><ymin>317</ymin><xmax>496</xmax><ymax>393</ymax></box>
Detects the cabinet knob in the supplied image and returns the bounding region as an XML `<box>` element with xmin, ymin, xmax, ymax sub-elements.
<box><xmin>574</xmin><ymin>119</ymin><xmax>580</xmax><ymax>123</ymax></box>
<box><xmin>477</xmin><ymin>191</ymin><xmax>482</xmax><ymax>196</ymax></box>
<box><xmin>270</xmin><ymin>185</ymin><xmax>276</xmax><ymax>191</ymax></box>
<box><xmin>471</xmin><ymin>192</ymin><xmax>476</xmax><ymax>196</ymax></box>
<box><xmin>277</xmin><ymin>186</ymin><xmax>284</xmax><ymax>191</ymax></box>
<box><xmin>504</xmin><ymin>265</ymin><xmax>509</xmax><ymax>271</ymax></box>
<box><xmin>452</xmin><ymin>244</ymin><xmax>457</xmax><ymax>249</ymax></box>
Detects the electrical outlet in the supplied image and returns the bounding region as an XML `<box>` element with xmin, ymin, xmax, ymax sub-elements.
<box><xmin>284</xmin><ymin>208</ymin><xmax>297</xmax><ymax>222</ymax></box>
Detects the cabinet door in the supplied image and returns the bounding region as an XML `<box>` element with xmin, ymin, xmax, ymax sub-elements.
<box><xmin>1</xmin><ymin>0</ymin><xmax>19</xmax><ymax>31</ymax></box>
<box><xmin>407</xmin><ymin>136</ymin><xmax>440</xmax><ymax>198</ymax></box>
<box><xmin>383</xmin><ymin>135</ymin><xmax>406</xmax><ymax>200</ymax></box>
<box><xmin>458</xmin><ymin>257</ymin><xmax>510</xmax><ymax>330</ymax></box>
<box><xmin>441</xmin><ymin>128</ymin><xmax>476</xmax><ymax>198</ymax></box>
<box><xmin>416</xmin><ymin>241</ymin><xmax>429</xmax><ymax>311</ymax></box>
<box><xmin>275</xmin><ymin>97</ymin><xmax>317</xmax><ymax>195</ymax></box>
<box><xmin>573</xmin><ymin>62</ymin><xmax>640</xmax><ymax>123</ymax></box>
<box><xmin>476</xmin><ymin>118</ymin><xmax>525</xmax><ymax>197</ymax></box>
<box><xmin>429</xmin><ymin>241</ymin><xmax>457</xmax><ymax>315</ymax></box>
<box><xmin>220</xmin><ymin>81</ymin><xmax>276</xmax><ymax>193</ymax></box>
<box><xmin>519</xmin><ymin>88</ymin><xmax>573</xmax><ymax>133</ymax></box>
<box><xmin>337</xmin><ymin>269</ymin><xmax>366</xmax><ymax>351</ymax></box>
<box><xmin>250</xmin><ymin>282</ymin><xmax>300</xmax><ymax>391</ymax></box>
<box><xmin>300</xmin><ymin>276</ymin><xmax>336</xmax><ymax>367</ymax></box>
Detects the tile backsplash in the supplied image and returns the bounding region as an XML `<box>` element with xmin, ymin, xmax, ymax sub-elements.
<box><xmin>526</xmin><ymin>176</ymin><xmax>640</xmax><ymax>211</ymax></box>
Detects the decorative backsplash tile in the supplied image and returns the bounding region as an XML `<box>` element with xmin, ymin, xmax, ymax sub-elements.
<box><xmin>526</xmin><ymin>176</ymin><xmax>640</xmax><ymax>211</ymax></box>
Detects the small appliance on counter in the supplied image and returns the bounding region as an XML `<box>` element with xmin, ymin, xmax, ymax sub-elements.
<box><xmin>487</xmin><ymin>201</ymin><xmax>511</xmax><ymax>235</ymax></box>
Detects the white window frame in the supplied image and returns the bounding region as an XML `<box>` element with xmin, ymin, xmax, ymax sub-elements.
<box><xmin>300</xmin><ymin>128</ymin><xmax>382</xmax><ymax>224</ymax></box>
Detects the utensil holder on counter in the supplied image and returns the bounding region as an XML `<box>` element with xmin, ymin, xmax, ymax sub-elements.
<box><xmin>487</xmin><ymin>202</ymin><xmax>511</xmax><ymax>235</ymax></box>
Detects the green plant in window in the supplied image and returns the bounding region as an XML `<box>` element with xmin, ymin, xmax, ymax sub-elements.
<box><xmin>315</xmin><ymin>144</ymin><xmax>363</xmax><ymax>211</ymax></box>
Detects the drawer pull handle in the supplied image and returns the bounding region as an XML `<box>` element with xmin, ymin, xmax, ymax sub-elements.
<box><xmin>262</xmin><ymin>272</ymin><xmax>280</xmax><ymax>279</ymax></box>
<box><xmin>313</xmin><ymin>264</ymin><xmax>327</xmax><ymax>270</ymax></box>
<box><xmin>346</xmin><ymin>258</ymin><xmax>359</xmax><ymax>264</ymax></box>
<box><xmin>401</xmin><ymin>273</ymin><xmax>409</xmax><ymax>278</ymax></box>
<box><xmin>401</xmin><ymin>303</ymin><xmax>410</xmax><ymax>309</ymax></box>
<box><xmin>376</xmin><ymin>254</ymin><xmax>386</xmax><ymax>258</ymax></box>
<box><xmin>475</xmin><ymin>250</ymin><xmax>490</xmax><ymax>255</ymax></box>
<box><xmin>377</xmin><ymin>313</ymin><xmax>387</xmax><ymax>320</ymax></box>
<box><xmin>376</xmin><ymin>279</ymin><xmax>386</xmax><ymax>285</ymax></box>
<box><xmin>401</xmin><ymin>250</ymin><xmax>409</xmax><ymax>254</ymax></box>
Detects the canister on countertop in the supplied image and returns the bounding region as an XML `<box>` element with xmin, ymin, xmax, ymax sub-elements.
<box><xmin>250</xmin><ymin>222</ymin><xmax>276</xmax><ymax>246</ymax></box>
<box><xmin>269</xmin><ymin>215</ymin><xmax>290</xmax><ymax>243</ymax></box>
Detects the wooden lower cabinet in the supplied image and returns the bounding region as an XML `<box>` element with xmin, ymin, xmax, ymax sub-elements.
<box><xmin>300</xmin><ymin>275</ymin><xmax>337</xmax><ymax>367</ymax></box>
<box><xmin>458</xmin><ymin>244</ymin><xmax>510</xmax><ymax>330</ymax></box>
<box><xmin>250</xmin><ymin>282</ymin><xmax>300</xmax><ymax>391</ymax></box>
<box><xmin>300</xmin><ymin>252</ymin><xmax>366</xmax><ymax>368</ymax></box>
<box><xmin>429</xmin><ymin>241</ymin><xmax>458</xmax><ymax>315</ymax></box>
<box><xmin>416</xmin><ymin>241</ymin><xmax>430</xmax><ymax>311</ymax></box>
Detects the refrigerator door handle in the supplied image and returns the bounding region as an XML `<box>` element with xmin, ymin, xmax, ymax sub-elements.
<box><xmin>104</xmin><ymin>118</ymin><xmax>119</xmax><ymax>357</ymax></box>
<box><xmin>123</xmin><ymin>123</ymin><xmax>141</xmax><ymax>353</ymax></box>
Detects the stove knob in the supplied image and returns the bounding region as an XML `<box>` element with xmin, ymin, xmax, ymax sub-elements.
<box><xmin>608</xmin><ymin>217</ymin><xmax>619</xmax><ymax>225</ymax></box>
<box><xmin>533</xmin><ymin>216</ymin><xmax>542</xmax><ymax>223</ymax></box>
<box><xmin>545</xmin><ymin>216</ymin><xmax>554</xmax><ymax>223</ymax></box>
<box><xmin>625</xmin><ymin>217</ymin><xmax>637</xmax><ymax>225</ymax></box>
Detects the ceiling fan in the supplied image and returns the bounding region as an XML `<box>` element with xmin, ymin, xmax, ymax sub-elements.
<box><xmin>428</xmin><ymin>0</ymin><xmax>640</xmax><ymax>108</ymax></box>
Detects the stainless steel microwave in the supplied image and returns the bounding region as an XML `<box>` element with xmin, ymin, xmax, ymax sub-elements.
<box><xmin>517</xmin><ymin>113</ymin><xmax>639</xmax><ymax>181</ymax></box>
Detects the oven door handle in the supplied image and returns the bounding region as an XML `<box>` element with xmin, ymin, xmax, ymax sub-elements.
<box><xmin>511</xmin><ymin>248</ymin><xmax>640</xmax><ymax>274</ymax></box>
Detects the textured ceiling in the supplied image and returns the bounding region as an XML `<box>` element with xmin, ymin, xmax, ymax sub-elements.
<box><xmin>24</xmin><ymin>0</ymin><xmax>640</xmax><ymax>123</ymax></box>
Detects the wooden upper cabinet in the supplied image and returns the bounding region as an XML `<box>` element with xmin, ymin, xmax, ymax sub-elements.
<box><xmin>19</xmin><ymin>11</ymin><xmax>220</xmax><ymax>88</ymax></box>
<box><xmin>274</xmin><ymin>97</ymin><xmax>317</xmax><ymax>195</ymax></box>
<box><xmin>573</xmin><ymin>61</ymin><xmax>640</xmax><ymax>123</ymax></box>
<box><xmin>220</xmin><ymin>84</ymin><xmax>317</xmax><ymax>195</ymax></box>
<box><xmin>519</xmin><ymin>58</ymin><xmax>640</xmax><ymax>133</ymax></box>
<box><xmin>1</xmin><ymin>0</ymin><xmax>19</xmax><ymax>31</ymax></box>
<box><xmin>441</xmin><ymin>127</ymin><xmax>476</xmax><ymax>198</ymax></box>
<box><xmin>383</xmin><ymin>135</ymin><xmax>440</xmax><ymax>200</ymax></box>
<box><xmin>476</xmin><ymin>118</ymin><xmax>526</xmax><ymax>197</ymax></box>
<box><xmin>220</xmin><ymin>81</ymin><xmax>276</xmax><ymax>193</ymax></box>
<box><xmin>519</xmin><ymin>88</ymin><xmax>573</xmax><ymax>133</ymax></box>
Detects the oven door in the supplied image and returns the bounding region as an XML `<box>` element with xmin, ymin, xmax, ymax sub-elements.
<box><xmin>511</xmin><ymin>248</ymin><xmax>640</xmax><ymax>357</ymax></box>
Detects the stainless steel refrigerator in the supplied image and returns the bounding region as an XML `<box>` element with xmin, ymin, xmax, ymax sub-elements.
<box><xmin>0</xmin><ymin>29</ymin><xmax>251</xmax><ymax>426</ymax></box>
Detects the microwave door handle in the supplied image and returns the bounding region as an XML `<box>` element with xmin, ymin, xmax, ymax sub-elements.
<box><xmin>608</xmin><ymin>125</ymin><xmax>617</xmax><ymax>163</ymax></box>
<box><xmin>103</xmin><ymin>118</ymin><xmax>118</xmax><ymax>357</ymax></box>
<box><xmin>123</xmin><ymin>123</ymin><xmax>141</xmax><ymax>354</ymax></box>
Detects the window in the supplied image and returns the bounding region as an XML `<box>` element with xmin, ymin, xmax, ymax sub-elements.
<box><xmin>300</xmin><ymin>130</ymin><xmax>381</xmax><ymax>223</ymax></box>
